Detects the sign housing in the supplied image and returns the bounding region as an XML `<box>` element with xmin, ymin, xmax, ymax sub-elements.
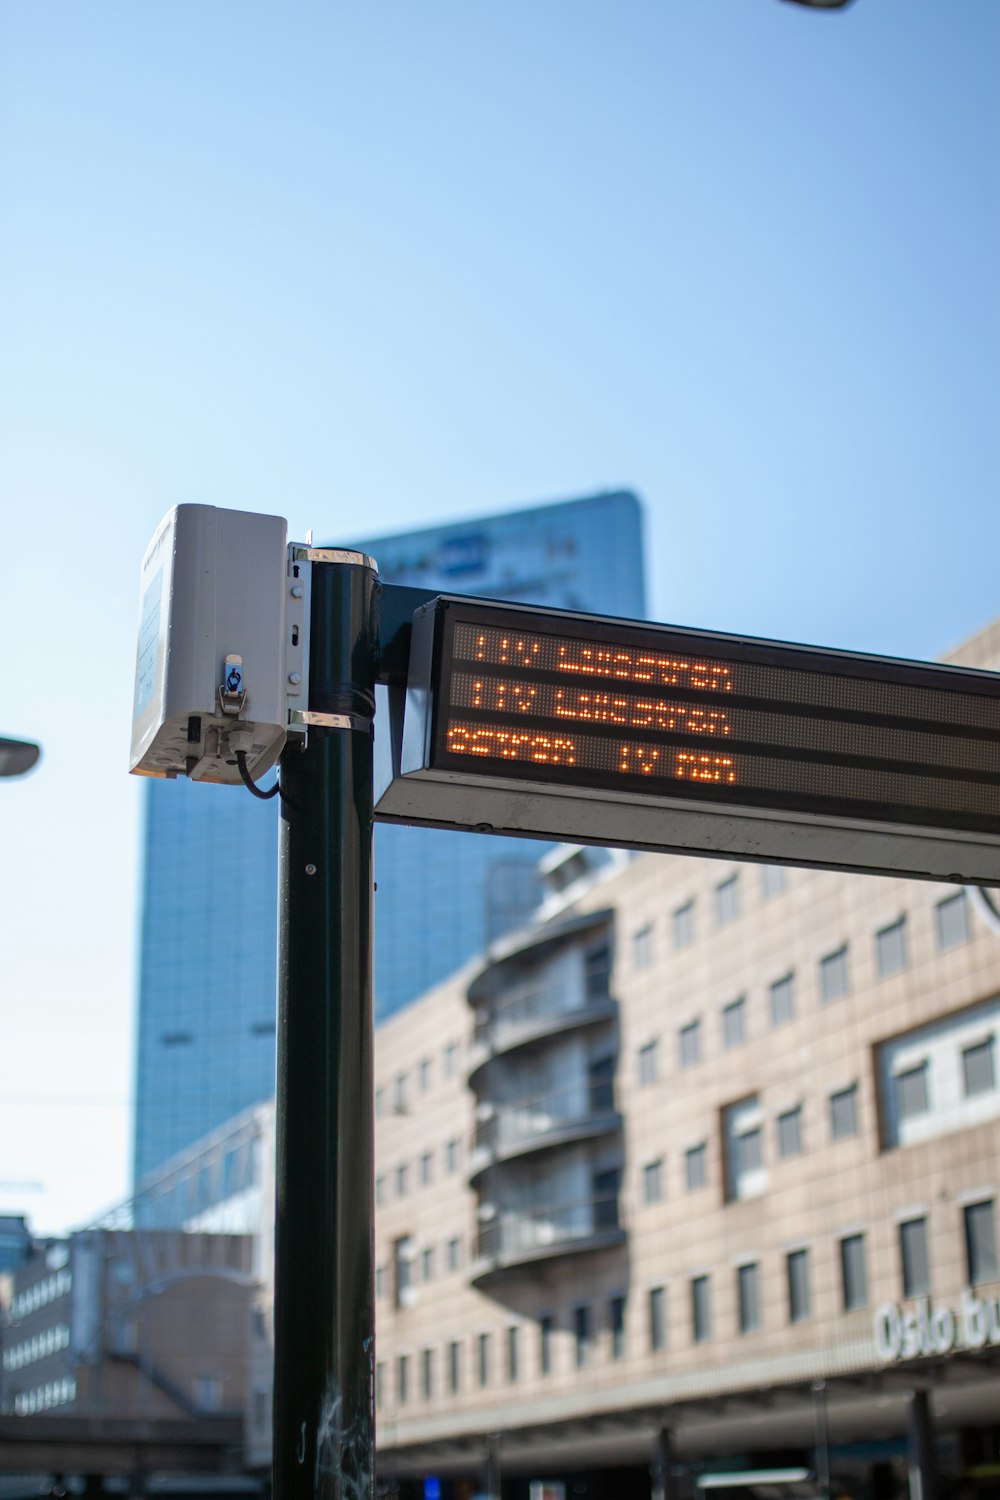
<box><xmin>373</xmin><ymin>596</ymin><xmax>1000</xmax><ymax>884</ymax></box>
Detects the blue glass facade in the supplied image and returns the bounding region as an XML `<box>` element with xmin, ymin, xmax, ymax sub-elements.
<box><xmin>133</xmin><ymin>491</ymin><xmax>644</xmax><ymax>1189</ymax></box>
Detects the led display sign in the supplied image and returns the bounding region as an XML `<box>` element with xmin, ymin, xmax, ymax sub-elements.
<box><xmin>374</xmin><ymin>597</ymin><xmax>1000</xmax><ymax>883</ymax></box>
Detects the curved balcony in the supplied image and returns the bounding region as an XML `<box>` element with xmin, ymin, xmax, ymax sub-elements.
<box><xmin>467</xmin><ymin>982</ymin><xmax>617</xmax><ymax>1082</ymax></box>
<box><xmin>468</xmin><ymin>1079</ymin><xmax>620</xmax><ymax>1184</ymax></box>
<box><xmin>471</xmin><ymin>1191</ymin><xmax>625</xmax><ymax>1287</ymax></box>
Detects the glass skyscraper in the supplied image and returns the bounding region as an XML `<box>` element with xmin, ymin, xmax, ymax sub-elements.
<box><xmin>133</xmin><ymin>491</ymin><xmax>645</xmax><ymax>1189</ymax></box>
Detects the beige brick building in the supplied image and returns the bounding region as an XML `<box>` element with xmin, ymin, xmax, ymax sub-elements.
<box><xmin>366</xmin><ymin>622</ymin><xmax>1000</xmax><ymax>1499</ymax></box>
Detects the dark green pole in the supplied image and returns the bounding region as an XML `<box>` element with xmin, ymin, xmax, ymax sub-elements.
<box><xmin>274</xmin><ymin>549</ymin><xmax>379</xmax><ymax>1500</ymax></box>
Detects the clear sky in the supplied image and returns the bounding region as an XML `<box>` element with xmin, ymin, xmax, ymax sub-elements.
<box><xmin>1</xmin><ymin>0</ymin><xmax>997</xmax><ymax>1236</ymax></box>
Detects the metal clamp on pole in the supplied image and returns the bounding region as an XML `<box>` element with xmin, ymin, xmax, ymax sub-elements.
<box><xmin>274</xmin><ymin>548</ymin><xmax>379</xmax><ymax>1500</ymax></box>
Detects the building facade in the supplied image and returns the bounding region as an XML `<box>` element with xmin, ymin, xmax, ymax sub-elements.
<box><xmin>133</xmin><ymin>490</ymin><xmax>645</xmax><ymax>1190</ymax></box>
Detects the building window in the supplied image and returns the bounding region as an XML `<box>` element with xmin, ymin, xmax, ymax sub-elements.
<box><xmin>829</xmin><ymin>1084</ymin><xmax>859</xmax><ymax>1141</ymax></box>
<box><xmin>584</xmin><ymin>937</ymin><xmax>612</xmax><ymax>999</ymax></box>
<box><xmin>574</xmin><ymin>1305</ymin><xmax>592</xmax><ymax>1367</ymax></box>
<box><xmin>787</xmin><ymin>1249</ymin><xmax>811</xmax><ymax>1322</ymax></box>
<box><xmin>715</xmin><ymin>875</ymin><xmax>739</xmax><ymax>926</ymax></box>
<box><xmin>375</xmin><ymin>1361</ymin><xmax>385</xmax><ymax>1410</ymax></box>
<box><xmin>396</xmin><ymin>1354</ymin><xmax>409</xmax><ymax>1406</ymax></box>
<box><xmin>722</xmin><ymin>997</ymin><xmax>746</xmax><ymax>1050</ymax></box>
<box><xmin>643</xmin><ymin>1159</ymin><xmax>664</xmax><ymax>1205</ymax></box>
<box><xmin>691</xmin><ymin>1276</ymin><xmax>711</xmax><ymax>1343</ymax></box>
<box><xmin>633</xmin><ymin>925</ymin><xmax>654</xmax><ymax>970</ymax></box>
<box><xmin>724</xmin><ymin>1098</ymin><xmax>765</xmax><ymax>1200</ymax></box>
<box><xmin>375</xmin><ymin>1175</ymin><xmax>386</xmax><ymax>1208</ymax></box>
<box><xmin>443</xmin><ymin>1042</ymin><xmax>457</xmax><ymax>1078</ymax></box>
<box><xmin>506</xmin><ymin>1325</ymin><xmax>519</xmax><ymax>1382</ymax></box>
<box><xmin>737</xmin><ymin>1262</ymin><xmax>761</xmax><ymax>1334</ymax></box>
<box><xmin>394</xmin><ymin>1074</ymin><xmax>408</xmax><ymax>1113</ymax></box>
<box><xmin>649</xmin><ymin>1287</ymin><xmax>667</xmax><ymax>1352</ymax></box>
<box><xmin>448</xmin><ymin>1341</ymin><xmax>460</xmax><ymax>1393</ymax></box>
<box><xmin>678</xmin><ymin>1019</ymin><xmax>701</xmax><ymax>1070</ymax></box>
<box><xmin>964</xmin><ymin>1201</ymin><xmax>998</xmax><ymax>1286</ymax></box>
<box><xmin>820</xmin><ymin>945</ymin><xmax>850</xmax><ymax>1004</ymax></box>
<box><xmin>539</xmin><ymin>1314</ymin><xmax>553</xmax><ymax>1376</ymax></box>
<box><xmin>876</xmin><ymin>917</ymin><xmax>907</xmax><ymax>978</ymax></box>
<box><xmin>610</xmin><ymin>1295</ymin><xmax>626</xmax><ymax>1360</ymax></box>
<box><xmin>777</xmin><ymin>1106</ymin><xmax>803</xmax><ymax>1159</ymax></box>
<box><xmin>769</xmin><ymin>973</ymin><xmax>795</xmax><ymax>1027</ymax></box>
<box><xmin>421</xmin><ymin>1246</ymin><xmax>434</xmax><ymax>1282</ymax></box>
<box><xmin>421</xmin><ymin>1348</ymin><xmax>434</xmax><ymax>1400</ymax></box>
<box><xmin>375</xmin><ymin>1264</ymin><xmax>386</xmax><ymax>1300</ymax></box>
<box><xmin>761</xmin><ymin>864</ymin><xmax>787</xmax><ymax>899</ymax></box>
<box><xmin>395</xmin><ymin>1163</ymin><xmax>408</xmax><ymax>1197</ymax></box>
<box><xmin>419</xmin><ymin>1151</ymin><xmax>434</xmax><ymax>1186</ymax></box>
<box><xmin>672</xmin><ymin>901</ymin><xmax>695</xmax><ymax>948</ymax></box>
<box><xmin>447</xmin><ymin>1236</ymin><xmax>461</xmax><ymax>1273</ymax></box>
<box><xmin>393</xmin><ymin>1237</ymin><xmax>414</xmax><ymax>1309</ymax></box>
<box><xmin>477</xmin><ymin>1332</ymin><xmax>490</xmax><ymax>1387</ymax></box>
<box><xmin>936</xmin><ymin>890</ymin><xmax>969</xmax><ymax>950</ymax></box>
<box><xmin>638</xmin><ymin>1040</ymin><xmax>659</xmax><ymax>1087</ymax></box>
<box><xmin>894</xmin><ymin>1062</ymin><xmax>930</xmax><ymax>1121</ymax></box>
<box><xmin>418</xmin><ymin>1057</ymin><xmax>432</xmax><ymax>1092</ymax></box>
<box><xmin>840</xmin><ymin>1233</ymin><xmax>868</xmax><ymax>1311</ymax></box>
<box><xmin>900</xmin><ymin>1217</ymin><xmax>930</xmax><ymax>1298</ymax></box>
<box><xmin>963</xmin><ymin>1038</ymin><xmax>996</xmax><ymax>1098</ymax></box>
<box><xmin>445</xmin><ymin>1138</ymin><xmax>460</xmax><ymax>1173</ymax></box>
<box><xmin>685</xmin><ymin>1142</ymin><xmax>707</xmax><ymax>1192</ymax></box>
<box><xmin>374</xmin><ymin>1087</ymin><xmax>385</xmax><ymax>1119</ymax></box>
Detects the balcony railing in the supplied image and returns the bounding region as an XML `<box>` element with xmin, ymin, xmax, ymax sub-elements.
<box><xmin>474</xmin><ymin>1078</ymin><xmax>616</xmax><ymax>1158</ymax></box>
<box><xmin>475</xmin><ymin>1190</ymin><xmax>622</xmax><ymax>1269</ymax></box>
<box><xmin>473</xmin><ymin>967</ymin><xmax>613</xmax><ymax>1052</ymax></box>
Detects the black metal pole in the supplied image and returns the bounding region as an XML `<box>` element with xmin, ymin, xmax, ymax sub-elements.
<box><xmin>274</xmin><ymin>550</ymin><xmax>379</xmax><ymax>1500</ymax></box>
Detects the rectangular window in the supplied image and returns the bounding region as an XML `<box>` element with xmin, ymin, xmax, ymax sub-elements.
<box><xmin>421</xmin><ymin>1246</ymin><xmax>434</xmax><ymax>1282</ymax></box>
<box><xmin>830</xmin><ymin>1084</ymin><xmax>859</xmax><ymax>1140</ymax></box>
<box><xmin>638</xmin><ymin>1040</ymin><xmax>659</xmax><ymax>1086</ymax></box>
<box><xmin>936</xmin><ymin>890</ymin><xmax>969</xmax><ymax>950</ymax></box>
<box><xmin>584</xmin><ymin>938</ymin><xmax>612</xmax><ymax>999</ymax></box>
<box><xmin>761</xmin><ymin>864</ymin><xmax>787</xmax><ymax>899</ymax></box>
<box><xmin>395</xmin><ymin>1163</ymin><xmax>408</xmax><ymax>1197</ymax></box>
<box><xmin>539</xmin><ymin>1314</ymin><xmax>553</xmax><ymax>1376</ymax></box>
<box><xmin>649</xmin><ymin>1286</ymin><xmax>666</xmax><ymax>1352</ymax></box>
<box><xmin>447</xmin><ymin>1236</ymin><xmax>461</xmax><ymax>1273</ymax></box>
<box><xmin>738</xmin><ymin>1262</ymin><xmax>761</xmax><ymax>1334</ymax></box>
<box><xmin>445</xmin><ymin>1138</ymin><xmax>460</xmax><ymax>1173</ymax></box>
<box><xmin>419</xmin><ymin>1151</ymin><xmax>433</xmax><ymax>1186</ymax></box>
<box><xmin>964</xmin><ymin>1201</ymin><xmax>998</xmax><ymax>1286</ymax></box>
<box><xmin>506</xmin><ymin>1325</ymin><xmax>519</xmax><ymax>1383</ymax></box>
<box><xmin>685</xmin><ymin>1142</ymin><xmax>707</xmax><ymax>1192</ymax></box>
<box><xmin>574</xmin><ymin>1305</ymin><xmax>591</xmax><ymax>1367</ymax></box>
<box><xmin>672</xmin><ymin>900</ymin><xmax>694</xmax><ymax>948</ymax></box>
<box><xmin>394</xmin><ymin>1074</ymin><xmax>407</xmax><ymax>1113</ymax></box>
<box><xmin>724</xmin><ymin>1097</ymin><xmax>765</xmax><ymax>1200</ymax></box>
<box><xmin>787</xmin><ymin>1249</ymin><xmax>811</xmax><ymax>1322</ymax></box>
<box><xmin>722</xmin><ymin>997</ymin><xmax>746</xmax><ymax>1050</ymax></box>
<box><xmin>777</xmin><ymin>1106</ymin><xmax>803</xmax><ymax>1159</ymax></box>
<box><xmin>679</xmin><ymin>1019</ymin><xmax>701</xmax><ymax>1069</ymax></box>
<box><xmin>393</xmin><ymin>1237</ymin><xmax>413</xmax><ymax>1309</ymax></box>
<box><xmin>876</xmin><ymin>917</ymin><xmax>907</xmax><ymax>978</ymax></box>
<box><xmin>963</xmin><ymin>1038</ymin><xmax>996</xmax><ymax>1098</ymax></box>
<box><xmin>418</xmin><ymin>1057</ymin><xmax>432</xmax><ymax>1092</ymax></box>
<box><xmin>643</xmin><ymin>1159</ymin><xmax>664</xmax><ymax>1205</ymax></box>
<box><xmin>448</xmin><ymin>1341</ymin><xmax>461</xmax><ymax>1394</ymax></box>
<box><xmin>421</xmin><ymin>1348</ymin><xmax>434</xmax><ymax>1400</ymax></box>
<box><xmin>396</xmin><ymin>1354</ymin><xmax>409</xmax><ymax>1406</ymax></box>
<box><xmin>633</xmin><ymin>924</ymin><xmax>654</xmax><ymax>970</ymax></box>
<box><xmin>374</xmin><ymin>1087</ymin><xmax>385</xmax><ymax>1119</ymax></box>
<box><xmin>477</xmin><ymin>1332</ymin><xmax>490</xmax><ymax>1387</ymax></box>
<box><xmin>375</xmin><ymin>1175</ymin><xmax>386</xmax><ymax>1208</ymax></box>
<box><xmin>820</xmin><ymin>945</ymin><xmax>850</xmax><ymax>1004</ymax></box>
<box><xmin>610</xmin><ymin>1295</ymin><xmax>626</xmax><ymax>1360</ymax></box>
<box><xmin>715</xmin><ymin>875</ymin><xmax>739</xmax><ymax>926</ymax></box>
<box><xmin>736</xmin><ymin>1126</ymin><xmax>763</xmax><ymax>1178</ymax></box>
<box><xmin>691</xmin><ymin>1276</ymin><xmax>711</xmax><ymax>1343</ymax></box>
<box><xmin>900</xmin><ymin>1217</ymin><xmax>930</xmax><ymax>1297</ymax></box>
<box><xmin>840</xmin><ymin>1233</ymin><xmax>868</xmax><ymax>1311</ymax></box>
<box><xmin>375</xmin><ymin>1265</ymin><xmax>386</xmax><ymax>1300</ymax></box>
<box><xmin>769</xmin><ymin>973</ymin><xmax>795</xmax><ymax>1027</ymax></box>
<box><xmin>895</xmin><ymin>1062</ymin><xmax>930</xmax><ymax>1121</ymax></box>
<box><xmin>443</xmin><ymin>1042</ymin><xmax>457</xmax><ymax>1078</ymax></box>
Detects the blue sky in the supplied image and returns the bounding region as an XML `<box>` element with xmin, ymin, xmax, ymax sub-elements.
<box><xmin>1</xmin><ymin>0</ymin><xmax>997</xmax><ymax>1234</ymax></box>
